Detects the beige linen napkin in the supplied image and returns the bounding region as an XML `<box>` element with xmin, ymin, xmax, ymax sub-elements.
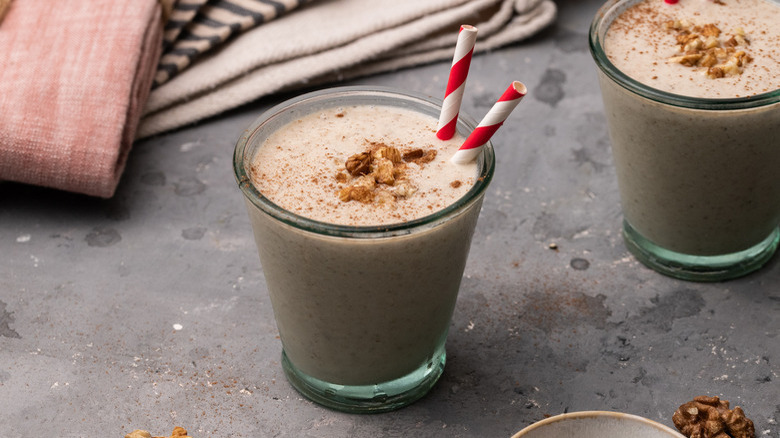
<box><xmin>138</xmin><ymin>0</ymin><xmax>556</xmax><ymax>138</ymax></box>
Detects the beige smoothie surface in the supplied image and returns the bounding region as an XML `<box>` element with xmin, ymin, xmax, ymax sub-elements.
<box><xmin>604</xmin><ymin>0</ymin><xmax>780</xmax><ymax>98</ymax></box>
<box><xmin>250</xmin><ymin>105</ymin><xmax>478</xmax><ymax>226</ymax></box>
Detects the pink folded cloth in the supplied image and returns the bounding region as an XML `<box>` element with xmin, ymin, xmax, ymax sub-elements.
<box><xmin>0</xmin><ymin>0</ymin><xmax>164</xmax><ymax>198</ymax></box>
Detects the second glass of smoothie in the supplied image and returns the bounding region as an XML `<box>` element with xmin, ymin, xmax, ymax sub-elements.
<box><xmin>234</xmin><ymin>87</ymin><xmax>495</xmax><ymax>412</ymax></box>
<box><xmin>589</xmin><ymin>0</ymin><xmax>780</xmax><ymax>281</ymax></box>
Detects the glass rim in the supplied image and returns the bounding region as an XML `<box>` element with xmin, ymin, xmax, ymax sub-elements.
<box><xmin>588</xmin><ymin>0</ymin><xmax>780</xmax><ymax>111</ymax></box>
<box><xmin>233</xmin><ymin>85</ymin><xmax>495</xmax><ymax>239</ymax></box>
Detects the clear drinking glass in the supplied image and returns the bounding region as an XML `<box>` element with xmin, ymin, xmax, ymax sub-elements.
<box><xmin>589</xmin><ymin>0</ymin><xmax>780</xmax><ymax>281</ymax></box>
<box><xmin>233</xmin><ymin>86</ymin><xmax>495</xmax><ymax>412</ymax></box>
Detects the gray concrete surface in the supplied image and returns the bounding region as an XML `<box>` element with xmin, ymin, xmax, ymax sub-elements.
<box><xmin>1</xmin><ymin>0</ymin><xmax>778</xmax><ymax>436</ymax></box>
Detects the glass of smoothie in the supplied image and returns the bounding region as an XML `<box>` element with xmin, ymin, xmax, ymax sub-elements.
<box><xmin>589</xmin><ymin>0</ymin><xmax>780</xmax><ymax>281</ymax></box>
<box><xmin>233</xmin><ymin>86</ymin><xmax>495</xmax><ymax>412</ymax></box>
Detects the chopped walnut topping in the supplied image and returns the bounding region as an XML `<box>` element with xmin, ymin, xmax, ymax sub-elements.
<box><xmin>336</xmin><ymin>144</ymin><xmax>438</xmax><ymax>204</ymax></box>
<box><xmin>664</xmin><ymin>20</ymin><xmax>753</xmax><ymax>78</ymax></box>
<box><xmin>672</xmin><ymin>396</ymin><xmax>755</xmax><ymax>438</ymax></box>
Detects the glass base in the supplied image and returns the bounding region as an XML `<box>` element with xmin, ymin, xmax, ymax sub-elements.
<box><xmin>281</xmin><ymin>346</ymin><xmax>446</xmax><ymax>413</ymax></box>
<box><xmin>622</xmin><ymin>221</ymin><xmax>779</xmax><ymax>282</ymax></box>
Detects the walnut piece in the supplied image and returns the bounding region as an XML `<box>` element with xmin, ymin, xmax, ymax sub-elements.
<box><xmin>338</xmin><ymin>175</ymin><xmax>376</xmax><ymax>203</ymax></box>
<box><xmin>669</xmin><ymin>53</ymin><xmax>703</xmax><ymax>67</ymax></box>
<box><xmin>707</xmin><ymin>66</ymin><xmax>725</xmax><ymax>79</ymax></box>
<box><xmin>166</xmin><ymin>427</ymin><xmax>192</xmax><ymax>438</ymax></box>
<box><xmin>345</xmin><ymin>152</ymin><xmax>371</xmax><ymax>176</ymax></box>
<box><xmin>402</xmin><ymin>149</ymin><xmax>424</xmax><ymax>161</ymax></box>
<box><xmin>375</xmin><ymin>190</ymin><xmax>396</xmax><ymax>205</ymax></box>
<box><xmin>699</xmin><ymin>51</ymin><xmax>718</xmax><ymax>68</ymax></box>
<box><xmin>125</xmin><ymin>427</ymin><xmax>192</xmax><ymax>438</ymax></box>
<box><xmin>393</xmin><ymin>181</ymin><xmax>418</xmax><ymax>199</ymax></box>
<box><xmin>373</xmin><ymin>157</ymin><xmax>396</xmax><ymax>185</ymax></box>
<box><xmin>403</xmin><ymin>149</ymin><xmax>437</xmax><ymax>165</ymax></box>
<box><xmin>697</xmin><ymin>24</ymin><xmax>721</xmax><ymax>38</ymax></box>
<box><xmin>374</xmin><ymin>146</ymin><xmax>402</xmax><ymax>163</ymax></box>
<box><xmin>672</xmin><ymin>396</ymin><xmax>755</xmax><ymax>438</ymax></box>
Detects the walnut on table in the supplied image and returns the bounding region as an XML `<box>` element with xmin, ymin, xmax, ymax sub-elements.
<box><xmin>125</xmin><ymin>426</ymin><xmax>192</xmax><ymax>438</ymax></box>
<box><xmin>672</xmin><ymin>396</ymin><xmax>755</xmax><ymax>438</ymax></box>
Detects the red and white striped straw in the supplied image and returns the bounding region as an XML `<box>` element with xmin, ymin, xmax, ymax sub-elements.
<box><xmin>664</xmin><ymin>0</ymin><xmax>678</xmax><ymax>4</ymax></box>
<box><xmin>437</xmin><ymin>25</ymin><xmax>478</xmax><ymax>141</ymax></box>
<box><xmin>451</xmin><ymin>81</ymin><xmax>527</xmax><ymax>165</ymax></box>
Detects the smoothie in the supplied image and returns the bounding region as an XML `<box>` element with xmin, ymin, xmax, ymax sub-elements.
<box><xmin>590</xmin><ymin>0</ymin><xmax>780</xmax><ymax>280</ymax></box>
<box><xmin>234</xmin><ymin>87</ymin><xmax>494</xmax><ymax>412</ymax></box>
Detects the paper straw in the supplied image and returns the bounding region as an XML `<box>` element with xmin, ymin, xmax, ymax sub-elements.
<box><xmin>436</xmin><ymin>25</ymin><xmax>478</xmax><ymax>141</ymax></box>
<box><xmin>451</xmin><ymin>81</ymin><xmax>527</xmax><ymax>165</ymax></box>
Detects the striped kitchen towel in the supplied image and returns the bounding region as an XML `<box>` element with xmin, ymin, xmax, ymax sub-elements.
<box><xmin>155</xmin><ymin>0</ymin><xmax>313</xmax><ymax>87</ymax></box>
<box><xmin>138</xmin><ymin>0</ymin><xmax>556</xmax><ymax>138</ymax></box>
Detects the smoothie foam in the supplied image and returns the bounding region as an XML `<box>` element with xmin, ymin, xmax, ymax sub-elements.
<box><xmin>250</xmin><ymin>105</ymin><xmax>477</xmax><ymax>226</ymax></box>
<box><xmin>604</xmin><ymin>0</ymin><xmax>780</xmax><ymax>98</ymax></box>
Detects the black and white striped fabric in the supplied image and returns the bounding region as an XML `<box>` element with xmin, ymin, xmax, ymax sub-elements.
<box><xmin>155</xmin><ymin>0</ymin><xmax>312</xmax><ymax>87</ymax></box>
